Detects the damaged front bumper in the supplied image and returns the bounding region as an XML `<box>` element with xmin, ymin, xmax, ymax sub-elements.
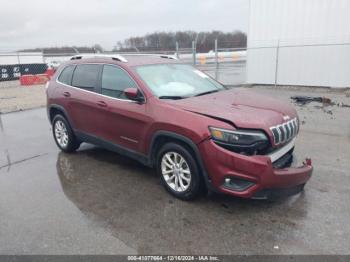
<box><xmin>198</xmin><ymin>139</ymin><xmax>313</xmax><ymax>199</ymax></box>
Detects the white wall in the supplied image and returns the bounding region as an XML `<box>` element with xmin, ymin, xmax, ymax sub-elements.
<box><xmin>247</xmin><ymin>0</ymin><xmax>350</xmax><ymax>88</ymax></box>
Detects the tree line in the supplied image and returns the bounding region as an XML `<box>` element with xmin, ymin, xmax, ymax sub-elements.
<box><xmin>18</xmin><ymin>45</ymin><xmax>103</xmax><ymax>55</ymax></box>
<box><xmin>18</xmin><ymin>30</ymin><xmax>246</xmax><ymax>54</ymax></box>
<box><xmin>113</xmin><ymin>30</ymin><xmax>247</xmax><ymax>53</ymax></box>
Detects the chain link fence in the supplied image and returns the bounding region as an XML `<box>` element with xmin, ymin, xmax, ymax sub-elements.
<box><xmin>2</xmin><ymin>40</ymin><xmax>348</xmax><ymax>89</ymax></box>
<box><xmin>0</xmin><ymin>40</ymin><xmax>247</xmax><ymax>88</ymax></box>
<box><xmin>0</xmin><ymin>53</ymin><xmax>48</xmax><ymax>86</ymax></box>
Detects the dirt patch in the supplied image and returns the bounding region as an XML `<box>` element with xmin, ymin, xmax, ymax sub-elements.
<box><xmin>0</xmin><ymin>83</ymin><xmax>46</xmax><ymax>113</ymax></box>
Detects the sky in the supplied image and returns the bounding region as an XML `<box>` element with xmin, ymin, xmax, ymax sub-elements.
<box><xmin>0</xmin><ymin>0</ymin><xmax>249</xmax><ymax>51</ymax></box>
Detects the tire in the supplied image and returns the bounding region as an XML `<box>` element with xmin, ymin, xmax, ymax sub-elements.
<box><xmin>52</xmin><ymin>114</ymin><xmax>80</xmax><ymax>153</ymax></box>
<box><xmin>156</xmin><ymin>142</ymin><xmax>203</xmax><ymax>200</ymax></box>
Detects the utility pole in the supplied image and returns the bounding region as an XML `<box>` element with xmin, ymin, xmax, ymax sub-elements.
<box><xmin>274</xmin><ymin>40</ymin><xmax>280</xmax><ymax>88</ymax></box>
<box><xmin>175</xmin><ymin>41</ymin><xmax>179</xmax><ymax>59</ymax></box>
<box><xmin>192</xmin><ymin>41</ymin><xmax>196</xmax><ymax>65</ymax></box>
<box><xmin>215</xmin><ymin>39</ymin><xmax>218</xmax><ymax>80</ymax></box>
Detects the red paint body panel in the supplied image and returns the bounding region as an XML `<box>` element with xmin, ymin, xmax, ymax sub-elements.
<box><xmin>198</xmin><ymin>139</ymin><xmax>312</xmax><ymax>198</ymax></box>
<box><xmin>170</xmin><ymin>89</ymin><xmax>298</xmax><ymax>148</ymax></box>
<box><xmin>47</xmin><ymin>56</ymin><xmax>313</xmax><ymax>199</ymax></box>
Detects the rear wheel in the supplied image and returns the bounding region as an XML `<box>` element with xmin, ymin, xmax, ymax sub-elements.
<box><xmin>52</xmin><ymin>114</ymin><xmax>80</xmax><ymax>153</ymax></box>
<box><xmin>156</xmin><ymin>142</ymin><xmax>203</xmax><ymax>200</ymax></box>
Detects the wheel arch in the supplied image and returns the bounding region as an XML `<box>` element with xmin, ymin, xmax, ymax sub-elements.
<box><xmin>149</xmin><ymin>131</ymin><xmax>213</xmax><ymax>190</ymax></box>
<box><xmin>48</xmin><ymin>105</ymin><xmax>72</xmax><ymax>126</ymax></box>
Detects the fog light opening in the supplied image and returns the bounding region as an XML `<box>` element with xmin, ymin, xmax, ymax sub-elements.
<box><xmin>223</xmin><ymin>177</ymin><xmax>255</xmax><ymax>192</ymax></box>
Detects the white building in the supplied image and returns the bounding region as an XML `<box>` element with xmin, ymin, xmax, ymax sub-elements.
<box><xmin>246</xmin><ymin>0</ymin><xmax>350</xmax><ymax>88</ymax></box>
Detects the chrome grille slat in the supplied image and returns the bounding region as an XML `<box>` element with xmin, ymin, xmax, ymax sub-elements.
<box><xmin>291</xmin><ymin>120</ymin><xmax>296</xmax><ymax>136</ymax></box>
<box><xmin>288</xmin><ymin>122</ymin><xmax>294</xmax><ymax>137</ymax></box>
<box><xmin>270</xmin><ymin>118</ymin><xmax>298</xmax><ymax>145</ymax></box>
<box><xmin>288</xmin><ymin>122</ymin><xmax>292</xmax><ymax>137</ymax></box>
<box><xmin>276</xmin><ymin>126</ymin><xmax>282</xmax><ymax>144</ymax></box>
<box><xmin>293</xmin><ymin>119</ymin><xmax>297</xmax><ymax>134</ymax></box>
<box><xmin>278</xmin><ymin>126</ymin><xmax>285</xmax><ymax>143</ymax></box>
<box><xmin>282</xmin><ymin>124</ymin><xmax>288</xmax><ymax>143</ymax></box>
<box><xmin>271</xmin><ymin>127</ymin><xmax>280</xmax><ymax>144</ymax></box>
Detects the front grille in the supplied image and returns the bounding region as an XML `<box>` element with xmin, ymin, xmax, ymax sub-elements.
<box><xmin>270</xmin><ymin>118</ymin><xmax>298</xmax><ymax>145</ymax></box>
<box><xmin>272</xmin><ymin>148</ymin><xmax>294</xmax><ymax>168</ymax></box>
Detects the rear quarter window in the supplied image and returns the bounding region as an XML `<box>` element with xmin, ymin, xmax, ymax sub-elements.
<box><xmin>72</xmin><ymin>64</ymin><xmax>101</xmax><ymax>92</ymax></box>
<box><xmin>58</xmin><ymin>65</ymin><xmax>75</xmax><ymax>85</ymax></box>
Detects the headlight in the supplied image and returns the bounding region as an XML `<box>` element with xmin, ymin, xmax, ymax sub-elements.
<box><xmin>209</xmin><ymin>127</ymin><xmax>269</xmax><ymax>155</ymax></box>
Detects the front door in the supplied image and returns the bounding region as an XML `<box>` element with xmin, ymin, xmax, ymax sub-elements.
<box><xmin>95</xmin><ymin>64</ymin><xmax>150</xmax><ymax>153</ymax></box>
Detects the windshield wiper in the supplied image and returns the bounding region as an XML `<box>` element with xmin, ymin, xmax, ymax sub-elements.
<box><xmin>194</xmin><ymin>90</ymin><xmax>219</xmax><ymax>97</ymax></box>
<box><xmin>158</xmin><ymin>96</ymin><xmax>185</xmax><ymax>100</ymax></box>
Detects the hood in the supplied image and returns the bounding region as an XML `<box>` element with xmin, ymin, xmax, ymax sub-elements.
<box><xmin>170</xmin><ymin>88</ymin><xmax>297</xmax><ymax>130</ymax></box>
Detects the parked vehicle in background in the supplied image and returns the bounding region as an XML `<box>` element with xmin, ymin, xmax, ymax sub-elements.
<box><xmin>46</xmin><ymin>54</ymin><xmax>313</xmax><ymax>200</ymax></box>
<box><xmin>47</xmin><ymin>60</ymin><xmax>61</xmax><ymax>70</ymax></box>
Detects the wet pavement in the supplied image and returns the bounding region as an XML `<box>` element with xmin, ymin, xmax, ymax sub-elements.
<box><xmin>0</xmin><ymin>87</ymin><xmax>350</xmax><ymax>255</ymax></box>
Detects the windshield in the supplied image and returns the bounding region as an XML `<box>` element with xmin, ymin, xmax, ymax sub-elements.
<box><xmin>135</xmin><ymin>64</ymin><xmax>226</xmax><ymax>99</ymax></box>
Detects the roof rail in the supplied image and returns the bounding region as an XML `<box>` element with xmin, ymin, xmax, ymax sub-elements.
<box><xmin>121</xmin><ymin>53</ymin><xmax>178</xmax><ymax>60</ymax></box>
<box><xmin>70</xmin><ymin>54</ymin><xmax>128</xmax><ymax>62</ymax></box>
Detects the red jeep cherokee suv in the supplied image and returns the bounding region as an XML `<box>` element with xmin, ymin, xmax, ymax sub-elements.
<box><xmin>46</xmin><ymin>54</ymin><xmax>313</xmax><ymax>200</ymax></box>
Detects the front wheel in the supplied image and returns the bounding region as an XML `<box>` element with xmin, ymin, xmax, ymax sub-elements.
<box><xmin>156</xmin><ymin>142</ymin><xmax>203</xmax><ymax>200</ymax></box>
<box><xmin>52</xmin><ymin>114</ymin><xmax>80</xmax><ymax>153</ymax></box>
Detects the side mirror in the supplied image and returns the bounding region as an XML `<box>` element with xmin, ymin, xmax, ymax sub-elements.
<box><xmin>124</xmin><ymin>88</ymin><xmax>144</xmax><ymax>103</ymax></box>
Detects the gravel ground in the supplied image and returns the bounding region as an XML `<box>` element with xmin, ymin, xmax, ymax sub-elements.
<box><xmin>0</xmin><ymin>81</ymin><xmax>46</xmax><ymax>113</ymax></box>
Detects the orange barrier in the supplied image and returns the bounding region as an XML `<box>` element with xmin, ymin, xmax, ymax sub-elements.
<box><xmin>20</xmin><ymin>74</ymin><xmax>50</xmax><ymax>86</ymax></box>
<box><xmin>20</xmin><ymin>75</ymin><xmax>36</xmax><ymax>86</ymax></box>
<box><xmin>35</xmin><ymin>74</ymin><xmax>50</xmax><ymax>84</ymax></box>
<box><xmin>199</xmin><ymin>56</ymin><xmax>206</xmax><ymax>65</ymax></box>
<box><xmin>45</xmin><ymin>68</ymin><xmax>55</xmax><ymax>77</ymax></box>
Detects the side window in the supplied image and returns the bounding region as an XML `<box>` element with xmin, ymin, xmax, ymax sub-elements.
<box><xmin>101</xmin><ymin>65</ymin><xmax>137</xmax><ymax>99</ymax></box>
<box><xmin>72</xmin><ymin>64</ymin><xmax>101</xmax><ymax>92</ymax></box>
<box><xmin>58</xmin><ymin>65</ymin><xmax>75</xmax><ymax>85</ymax></box>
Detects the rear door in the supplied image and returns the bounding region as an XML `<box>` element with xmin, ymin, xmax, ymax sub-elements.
<box><xmin>55</xmin><ymin>64</ymin><xmax>76</xmax><ymax>116</ymax></box>
<box><xmin>66</xmin><ymin>63</ymin><xmax>106</xmax><ymax>137</ymax></box>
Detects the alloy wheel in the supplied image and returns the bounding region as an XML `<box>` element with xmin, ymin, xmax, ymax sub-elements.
<box><xmin>54</xmin><ymin>120</ymin><xmax>69</xmax><ymax>148</ymax></box>
<box><xmin>161</xmin><ymin>152</ymin><xmax>191</xmax><ymax>192</ymax></box>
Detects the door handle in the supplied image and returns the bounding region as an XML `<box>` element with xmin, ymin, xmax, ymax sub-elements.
<box><xmin>96</xmin><ymin>101</ymin><xmax>108</xmax><ymax>107</ymax></box>
<box><xmin>63</xmin><ymin>91</ymin><xmax>71</xmax><ymax>97</ymax></box>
